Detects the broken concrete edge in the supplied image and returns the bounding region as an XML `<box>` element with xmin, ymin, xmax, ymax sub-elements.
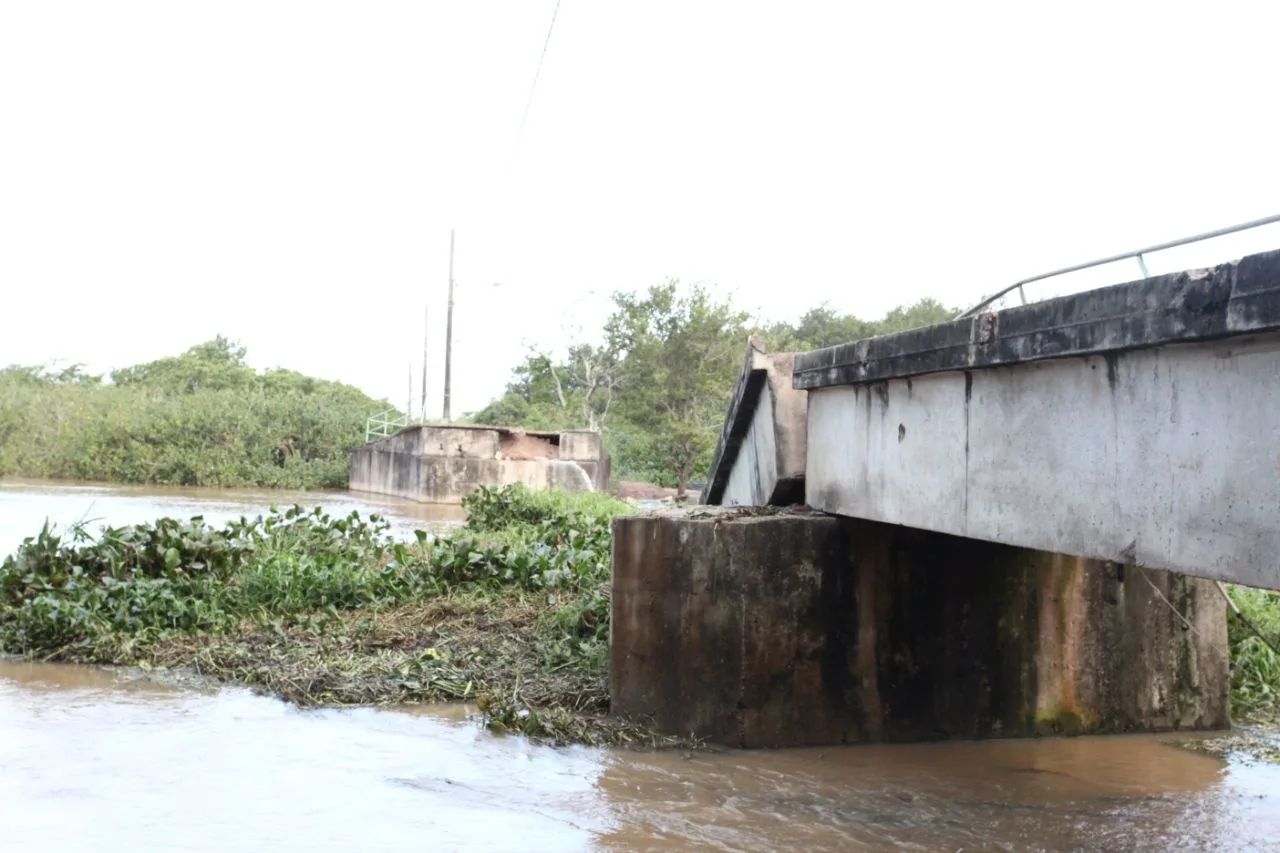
<box><xmin>701</xmin><ymin>342</ymin><xmax>808</xmax><ymax>506</ymax></box>
<box><xmin>700</xmin><ymin>340</ymin><xmax>771</xmax><ymax>505</ymax></box>
<box><xmin>365</xmin><ymin>422</ymin><xmax>600</xmax><ymax>444</ymax></box>
<box><xmin>762</xmin><ymin>351</ymin><xmax>807</xmax><ymax>505</ymax></box>
<box><xmin>626</xmin><ymin>504</ymin><xmax>816</xmax><ymax>522</ymax></box>
<box><xmin>793</xmin><ymin>247</ymin><xmax>1280</xmax><ymax>389</ymax></box>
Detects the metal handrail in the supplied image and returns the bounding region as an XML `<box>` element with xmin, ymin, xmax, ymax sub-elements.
<box><xmin>956</xmin><ymin>212</ymin><xmax>1280</xmax><ymax>320</ymax></box>
<box><xmin>365</xmin><ymin>408</ymin><xmax>409</xmax><ymax>442</ymax></box>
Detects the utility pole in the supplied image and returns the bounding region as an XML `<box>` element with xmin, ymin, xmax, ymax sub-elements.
<box><xmin>420</xmin><ymin>304</ymin><xmax>428</xmax><ymax>422</ymax></box>
<box><xmin>442</xmin><ymin>228</ymin><xmax>455</xmax><ymax>422</ymax></box>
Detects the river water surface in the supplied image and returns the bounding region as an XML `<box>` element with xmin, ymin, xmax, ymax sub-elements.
<box><xmin>0</xmin><ymin>478</ymin><xmax>465</xmax><ymax>557</ymax></box>
<box><xmin>2</xmin><ymin>480</ymin><xmax>1279</xmax><ymax>851</ymax></box>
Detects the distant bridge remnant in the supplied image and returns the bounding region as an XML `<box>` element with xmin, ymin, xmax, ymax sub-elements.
<box><xmin>350</xmin><ymin>424</ymin><xmax>610</xmax><ymax>504</ymax></box>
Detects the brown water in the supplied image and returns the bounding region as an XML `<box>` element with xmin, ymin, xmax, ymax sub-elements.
<box><xmin>0</xmin><ymin>478</ymin><xmax>464</xmax><ymax>557</ymax></box>
<box><xmin>2</xmin><ymin>481</ymin><xmax>1279</xmax><ymax>851</ymax></box>
<box><xmin>1</xmin><ymin>661</ymin><xmax>1278</xmax><ymax>852</ymax></box>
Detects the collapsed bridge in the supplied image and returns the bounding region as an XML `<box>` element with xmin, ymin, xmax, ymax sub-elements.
<box><xmin>611</xmin><ymin>248</ymin><xmax>1280</xmax><ymax>748</ymax></box>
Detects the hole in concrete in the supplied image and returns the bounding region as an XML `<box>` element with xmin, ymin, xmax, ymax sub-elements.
<box><xmin>498</xmin><ymin>430</ymin><xmax>560</xmax><ymax>461</ymax></box>
<box><xmin>898</xmin><ymin>423</ymin><xmax>906</xmax><ymax>443</ymax></box>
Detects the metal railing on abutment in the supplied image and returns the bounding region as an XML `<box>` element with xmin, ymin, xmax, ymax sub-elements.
<box><xmin>364</xmin><ymin>409</ymin><xmax>409</xmax><ymax>443</ymax></box>
<box><xmin>957</xmin><ymin>212</ymin><xmax>1280</xmax><ymax>320</ymax></box>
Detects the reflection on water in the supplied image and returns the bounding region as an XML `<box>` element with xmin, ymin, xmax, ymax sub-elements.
<box><xmin>0</xmin><ymin>478</ymin><xmax>464</xmax><ymax>556</ymax></box>
<box><xmin>1</xmin><ymin>660</ymin><xmax>1277</xmax><ymax>852</ymax></box>
<box><xmin>1</xmin><ymin>480</ymin><xmax>1279</xmax><ymax>850</ymax></box>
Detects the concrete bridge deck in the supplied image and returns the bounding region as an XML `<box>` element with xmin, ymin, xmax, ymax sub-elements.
<box><xmin>711</xmin><ymin>248</ymin><xmax>1280</xmax><ymax>590</ymax></box>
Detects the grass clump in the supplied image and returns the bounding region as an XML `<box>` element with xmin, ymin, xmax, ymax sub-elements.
<box><xmin>1226</xmin><ymin>584</ymin><xmax>1280</xmax><ymax>724</ymax></box>
<box><xmin>0</xmin><ymin>484</ymin><xmax>661</xmax><ymax>746</ymax></box>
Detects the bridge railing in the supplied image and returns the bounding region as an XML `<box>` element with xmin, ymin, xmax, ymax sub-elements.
<box><xmin>957</xmin><ymin>212</ymin><xmax>1280</xmax><ymax>320</ymax></box>
<box><xmin>364</xmin><ymin>408</ymin><xmax>409</xmax><ymax>442</ymax></box>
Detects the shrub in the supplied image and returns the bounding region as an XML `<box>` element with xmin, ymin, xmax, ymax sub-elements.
<box><xmin>0</xmin><ymin>339</ymin><xmax>389</xmax><ymax>489</ymax></box>
<box><xmin>1227</xmin><ymin>585</ymin><xmax>1280</xmax><ymax>721</ymax></box>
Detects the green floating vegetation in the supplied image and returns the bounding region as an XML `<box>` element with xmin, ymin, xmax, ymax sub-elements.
<box><xmin>0</xmin><ymin>484</ymin><xmax>677</xmax><ymax>746</ymax></box>
<box><xmin>5</xmin><ymin>482</ymin><xmax>1276</xmax><ymax>744</ymax></box>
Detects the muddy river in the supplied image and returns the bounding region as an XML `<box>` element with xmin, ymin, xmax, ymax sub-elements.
<box><xmin>2</xmin><ymin>480</ymin><xmax>1279</xmax><ymax>851</ymax></box>
<box><xmin>0</xmin><ymin>478</ymin><xmax>464</xmax><ymax>557</ymax></box>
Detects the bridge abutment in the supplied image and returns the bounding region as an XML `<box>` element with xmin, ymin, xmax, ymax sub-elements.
<box><xmin>610</xmin><ymin>508</ymin><xmax>1228</xmax><ymax>748</ymax></box>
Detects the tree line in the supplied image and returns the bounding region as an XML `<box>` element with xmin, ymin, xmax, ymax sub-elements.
<box><xmin>0</xmin><ymin>337</ymin><xmax>386</xmax><ymax>489</ymax></box>
<box><xmin>0</xmin><ymin>290</ymin><xmax>954</xmax><ymax>494</ymax></box>
<box><xmin>471</xmin><ymin>283</ymin><xmax>957</xmax><ymax>495</ymax></box>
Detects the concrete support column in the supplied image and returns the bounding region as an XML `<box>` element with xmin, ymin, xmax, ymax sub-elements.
<box><xmin>610</xmin><ymin>508</ymin><xmax>1229</xmax><ymax>748</ymax></box>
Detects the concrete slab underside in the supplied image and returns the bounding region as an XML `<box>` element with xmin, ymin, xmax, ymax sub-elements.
<box><xmin>610</xmin><ymin>510</ymin><xmax>1228</xmax><ymax>749</ymax></box>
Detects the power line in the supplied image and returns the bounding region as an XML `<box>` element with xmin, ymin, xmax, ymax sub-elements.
<box><xmin>513</xmin><ymin>0</ymin><xmax>562</xmax><ymax>158</ymax></box>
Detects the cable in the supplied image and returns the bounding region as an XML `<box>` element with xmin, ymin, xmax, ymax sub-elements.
<box><xmin>1138</xmin><ymin>566</ymin><xmax>1203</xmax><ymax>639</ymax></box>
<box><xmin>1216</xmin><ymin>580</ymin><xmax>1280</xmax><ymax>658</ymax></box>
<box><xmin>1139</xmin><ymin>567</ymin><xmax>1280</xmax><ymax>663</ymax></box>
<box><xmin>513</xmin><ymin>0</ymin><xmax>562</xmax><ymax>158</ymax></box>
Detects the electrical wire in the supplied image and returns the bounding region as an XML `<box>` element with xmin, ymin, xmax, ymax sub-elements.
<box><xmin>512</xmin><ymin>0</ymin><xmax>563</xmax><ymax>159</ymax></box>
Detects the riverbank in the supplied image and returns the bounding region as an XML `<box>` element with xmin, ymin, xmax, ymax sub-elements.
<box><xmin>3</xmin><ymin>481</ymin><xmax>1279</xmax><ymax>750</ymax></box>
<box><xmin>0</xmin><ymin>484</ymin><xmax>682</xmax><ymax>746</ymax></box>
<box><xmin>96</xmin><ymin>592</ymin><xmax>651</xmax><ymax>745</ymax></box>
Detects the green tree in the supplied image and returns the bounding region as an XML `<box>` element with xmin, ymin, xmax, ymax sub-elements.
<box><xmin>762</xmin><ymin>304</ymin><xmax>876</xmax><ymax>351</ymax></box>
<box><xmin>471</xmin><ymin>289</ymin><xmax>960</xmax><ymax>493</ymax></box>
<box><xmin>0</xmin><ymin>339</ymin><xmax>391</xmax><ymax>489</ymax></box>
<box><xmin>112</xmin><ymin>335</ymin><xmax>254</xmax><ymax>393</ymax></box>
<box><xmin>472</xmin><ymin>343</ymin><xmax>620</xmax><ymax>432</ymax></box>
<box><xmin>761</xmin><ymin>297</ymin><xmax>959</xmax><ymax>351</ymax></box>
<box><xmin>872</xmin><ymin>297</ymin><xmax>955</xmax><ymax>335</ymax></box>
<box><xmin>607</xmin><ymin>281</ymin><xmax>747</xmax><ymax>497</ymax></box>
<box><xmin>470</xmin><ymin>392</ymin><xmax>533</xmax><ymax>427</ymax></box>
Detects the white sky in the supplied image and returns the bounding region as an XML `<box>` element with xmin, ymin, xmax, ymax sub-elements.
<box><xmin>3</xmin><ymin>1</ymin><xmax>1280</xmax><ymax>416</ymax></box>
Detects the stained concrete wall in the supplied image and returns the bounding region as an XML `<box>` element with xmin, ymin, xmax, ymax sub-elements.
<box><xmin>796</xmin><ymin>249</ymin><xmax>1280</xmax><ymax>590</ymax></box>
<box><xmin>701</xmin><ymin>343</ymin><xmax>806</xmax><ymax>506</ymax></box>
<box><xmin>611</xmin><ymin>508</ymin><xmax>1228</xmax><ymax>748</ymax></box>
<box><xmin>803</xmin><ymin>333</ymin><xmax>1280</xmax><ymax>590</ymax></box>
<box><xmin>349</xmin><ymin>425</ymin><xmax>610</xmax><ymax>504</ymax></box>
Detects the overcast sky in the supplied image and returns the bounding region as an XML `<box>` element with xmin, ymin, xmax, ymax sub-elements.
<box><xmin>4</xmin><ymin>1</ymin><xmax>1279</xmax><ymax>416</ymax></box>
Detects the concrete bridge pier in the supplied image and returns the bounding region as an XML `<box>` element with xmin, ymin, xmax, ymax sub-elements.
<box><xmin>610</xmin><ymin>508</ymin><xmax>1228</xmax><ymax>748</ymax></box>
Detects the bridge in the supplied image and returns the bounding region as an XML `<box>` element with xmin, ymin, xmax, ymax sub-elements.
<box><xmin>610</xmin><ymin>248</ymin><xmax>1280</xmax><ymax>748</ymax></box>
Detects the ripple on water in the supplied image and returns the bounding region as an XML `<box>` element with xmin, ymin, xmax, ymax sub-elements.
<box><xmin>1</xmin><ymin>661</ymin><xmax>1279</xmax><ymax>851</ymax></box>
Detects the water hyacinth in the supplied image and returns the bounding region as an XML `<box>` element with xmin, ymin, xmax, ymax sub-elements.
<box><xmin>0</xmin><ymin>485</ymin><xmax>672</xmax><ymax>746</ymax></box>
